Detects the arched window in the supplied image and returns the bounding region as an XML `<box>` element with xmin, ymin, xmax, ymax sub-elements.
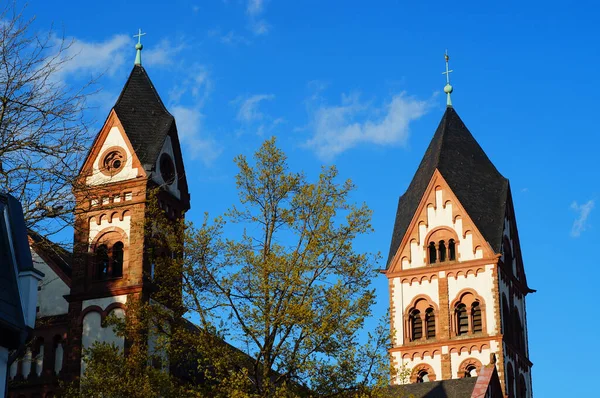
<box><xmin>472</xmin><ymin>302</ymin><xmax>482</xmax><ymax>333</ymax></box>
<box><xmin>438</xmin><ymin>240</ymin><xmax>447</xmax><ymax>262</ymax></box>
<box><xmin>452</xmin><ymin>291</ymin><xmax>486</xmax><ymax>336</ymax></box>
<box><xmin>456</xmin><ymin>303</ymin><xmax>468</xmax><ymax>335</ymax></box>
<box><xmin>112</xmin><ymin>241</ymin><xmax>124</xmax><ymax>277</ymax></box>
<box><xmin>503</xmin><ymin>238</ymin><xmax>513</xmax><ymax>273</ymax></box>
<box><xmin>416</xmin><ymin>370</ymin><xmax>429</xmax><ymax>383</ymax></box>
<box><xmin>518</xmin><ymin>374</ymin><xmax>527</xmax><ymax>397</ymax></box>
<box><xmin>502</xmin><ymin>295</ymin><xmax>510</xmax><ymax>339</ymax></box>
<box><xmin>506</xmin><ymin>363</ymin><xmax>515</xmax><ymax>398</ymax></box>
<box><xmin>425</xmin><ymin>308</ymin><xmax>436</xmax><ymax>339</ymax></box>
<box><xmin>428</xmin><ymin>242</ymin><xmax>437</xmax><ymax>264</ymax></box>
<box><xmin>513</xmin><ymin>309</ymin><xmax>525</xmax><ymax>352</ymax></box>
<box><xmin>448</xmin><ymin>239</ymin><xmax>456</xmax><ymax>261</ymax></box>
<box><xmin>95</xmin><ymin>244</ymin><xmax>109</xmax><ymax>279</ymax></box>
<box><xmin>464</xmin><ymin>364</ymin><xmax>477</xmax><ymax>378</ymax></box>
<box><xmin>411</xmin><ymin>310</ymin><xmax>423</xmax><ymax>340</ymax></box>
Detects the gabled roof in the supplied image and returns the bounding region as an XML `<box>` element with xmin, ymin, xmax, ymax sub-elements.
<box><xmin>0</xmin><ymin>193</ymin><xmax>35</xmax><ymax>348</ymax></box>
<box><xmin>113</xmin><ymin>65</ymin><xmax>175</xmax><ymax>168</ymax></box>
<box><xmin>387</xmin><ymin>107</ymin><xmax>509</xmax><ymax>268</ymax></box>
<box><xmin>28</xmin><ymin>230</ymin><xmax>72</xmax><ymax>286</ymax></box>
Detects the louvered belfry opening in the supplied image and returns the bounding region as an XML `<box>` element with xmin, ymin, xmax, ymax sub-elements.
<box><xmin>456</xmin><ymin>304</ymin><xmax>468</xmax><ymax>335</ymax></box>
<box><xmin>472</xmin><ymin>302</ymin><xmax>482</xmax><ymax>333</ymax></box>
<box><xmin>411</xmin><ymin>310</ymin><xmax>423</xmax><ymax>340</ymax></box>
<box><xmin>425</xmin><ymin>308</ymin><xmax>435</xmax><ymax>339</ymax></box>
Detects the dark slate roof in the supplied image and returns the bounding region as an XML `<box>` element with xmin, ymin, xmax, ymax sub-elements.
<box><xmin>387</xmin><ymin>107</ymin><xmax>509</xmax><ymax>268</ymax></box>
<box><xmin>0</xmin><ymin>194</ymin><xmax>32</xmax><ymax>348</ymax></box>
<box><xmin>113</xmin><ymin>65</ymin><xmax>174</xmax><ymax>168</ymax></box>
<box><xmin>385</xmin><ymin>378</ymin><xmax>477</xmax><ymax>398</ymax></box>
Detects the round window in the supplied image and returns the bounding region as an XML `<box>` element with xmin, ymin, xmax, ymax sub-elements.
<box><xmin>100</xmin><ymin>148</ymin><xmax>125</xmax><ymax>176</ymax></box>
<box><xmin>160</xmin><ymin>153</ymin><xmax>175</xmax><ymax>184</ymax></box>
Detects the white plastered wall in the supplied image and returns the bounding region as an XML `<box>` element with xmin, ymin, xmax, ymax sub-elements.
<box><xmin>404</xmin><ymin>188</ymin><xmax>482</xmax><ymax>270</ymax></box>
<box><xmin>81</xmin><ymin>295</ymin><xmax>127</xmax><ymax>376</ymax></box>
<box><xmin>152</xmin><ymin>135</ymin><xmax>181</xmax><ymax>200</ymax></box>
<box><xmin>449</xmin><ymin>339</ymin><xmax>499</xmax><ymax>378</ymax></box>
<box><xmin>31</xmin><ymin>249</ymin><xmax>69</xmax><ymax>317</ymax></box>
<box><xmin>391</xmin><ymin>351</ymin><xmax>442</xmax><ymax>385</ymax></box>
<box><xmin>447</xmin><ymin>265</ymin><xmax>498</xmax><ymax>334</ymax></box>
<box><xmin>86</xmin><ymin>126</ymin><xmax>139</xmax><ymax>186</ymax></box>
<box><xmin>88</xmin><ymin>215</ymin><xmax>131</xmax><ymax>247</ymax></box>
<box><xmin>391</xmin><ymin>277</ymin><xmax>439</xmax><ymax>346</ymax></box>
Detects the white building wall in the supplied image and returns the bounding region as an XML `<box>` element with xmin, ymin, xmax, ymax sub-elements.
<box><xmin>449</xmin><ymin>339</ymin><xmax>499</xmax><ymax>378</ymax></box>
<box><xmin>391</xmin><ymin>351</ymin><xmax>442</xmax><ymax>385</ymax></box>
<box><xmin>404</xmin><ymin>187</ymin><xmax>479</xmax><ymax>269</ymax></box>
<box><xmin>88</xmin><ymin>215</ymin><xmax>131</xmax><ymax>247</ymax></box>
<box><xmin>447</xmin><ymin>264</ymin><xmax>498</xmax><ymax>334</ymax></box>
<box><xmin>86</xmin><ymin>127</ymin><xmax>140</xmax><ymax>186</ymax></box>
<box><xmin>82</xmin><ymin>294</ymin><xmax>127</xmax><ymax>312</ymax></box>
<box><xmin>81</xmin><ymin>307</ymin><xmax>126</xmax><ymax>376</ymax></box>
<box><xmin>31</xmin><ymin>250</ymin><xmax>70</xmax><ymax>317</ymax></box>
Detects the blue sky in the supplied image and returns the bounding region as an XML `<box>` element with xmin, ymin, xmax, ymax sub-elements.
<box><xmin>24</xmin><ymin>0</ymin><xmax>599</xmax><ymax>395</ymax></box>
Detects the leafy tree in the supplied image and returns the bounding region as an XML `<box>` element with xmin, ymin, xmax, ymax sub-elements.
<box><xmin>73</xmin><ymin>138</ymin><xmax>390</xmax><ymax>397</ymax></box>
<box><xmin>184</xmin><ymin>137</ymin><xmax>386</xmax><ymax>396</ymax></box>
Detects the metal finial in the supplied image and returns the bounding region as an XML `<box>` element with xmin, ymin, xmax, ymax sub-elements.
<box><xmin>133</xmin><ymin>28</ymin><xmax>146</xmax><ymax>66</ymax></box>
<box><xmin>442</xmin><ymin>50</ymin><xmax>454</xmax><ymax>107</ymax></box>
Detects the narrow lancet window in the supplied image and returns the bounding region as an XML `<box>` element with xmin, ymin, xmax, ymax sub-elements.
<box><xmin>425</xmin><ymin>308</ymin><xmax>436</xmax><ymax>339</ymax></box>
<box><xmin>411</xmin><ymin>310</ymin><xmax>423</xmax><ymax>340</ymax></box>
<box><xmin>456</xmin><ymin>304</ymin><xmax>468</xmax><ymax>335</ymax></box>
<box><xmin>428</xmin><ymin>242</ymin><xmax>437</xmax><ymax>264</ymax></box>
<box><xmin>472</xmin><ymin>302</ymin><xmax>482</xmax><ymax>333</ymax></box>
<box><xmin>439</xmin><ymin>240</ymin><xmax>447</xmax><ymax>262</ymax></box>
<box><xmin>449</xmin><ymin>239</ymin><xmax>456</xmax><ymax>261</ymax></box>
<box><xmin>112</xmin><ymin>242</ymin><xmax>124</xmax><ymax>277</ymax></box>
<box><xmin>96</xmin><ymin>244</ymin><xmax>109</xmax><ymax>279</ymax></box>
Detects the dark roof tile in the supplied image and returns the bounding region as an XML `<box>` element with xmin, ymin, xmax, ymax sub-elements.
<box><xmin>113</xmin><ymin>65</ymin><xmax>174</xmax><ymax>168</ymax></box>
<box><xmin>385</xmin><ymin>378</ymin><xmax>477</xmax><ymax>398</ymax></box>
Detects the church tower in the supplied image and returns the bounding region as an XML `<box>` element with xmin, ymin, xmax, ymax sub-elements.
<box><xmin>384</xmin><ymin>55</ymin><xmax>533</xmax><ymax>397</ymax></box>
<box><xmin>63</xmin><ymin>35</ymin><xmax>190</xmax><ymax>379</ymax></box>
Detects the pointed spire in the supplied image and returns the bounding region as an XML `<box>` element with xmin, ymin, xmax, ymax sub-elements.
<box><xmin>442</xmin><ymin>50</ymin><xmax>453</xmax><ymax>107</ymax></box>
<box><xmin>133</xmin><ymin>28</ymin><xmax>146</xmax><ymax>66</ymax></box>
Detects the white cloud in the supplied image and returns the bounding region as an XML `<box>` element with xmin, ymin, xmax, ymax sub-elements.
<box><xmin>219</xmin><ymin>30</ymin><xmax>251</xmax><ymax>46</ymax></box>
<box><xmin>247</xmin><ymin>0</ymin><xmax>266</xmax><ymax>16</ymax></box>
<box><xmin>144</xmin><ymin>39</ymin><xmax>186</xmax><ymax>67</ymax></box>
<box><xmin>169</xmin><ymin>64</ymin><xmax>212</xmax><ymax>106</ymax></box>
<box><xmin>172</xmin><ymin>106</ymin><xmax>222</xmax><ymax>165</ymax></box>
<box><xmin>51</xmin><ymin>34</ymin><xmax>130</xmax><ymax>82</ymax></box>
<box><xmin>305</xmin><ymin>92</ymin><xmax>429</xmax><ymax>160</ymax></box>
<box><xmin>571</xmin><ymin>200</ymin><xmax>595</xmax><ymax>237</ymax></box>
<box><xmin>235</xmin><ymin>94</ymin><xmax>275</xmax><ymax>123</ymax></box>
<box><xmin>246</xmin><ymin>0</ymin><xmax>270</xmax><ymax>35</ymax></box>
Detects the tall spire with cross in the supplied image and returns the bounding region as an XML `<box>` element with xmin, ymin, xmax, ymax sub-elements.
<box><xmin>134</xmin><ymin>28</ymin><xmax>146</xmax><ymax>66</ymax></box>
<box><xmin>442</xmin><ymin>50</ymin><xmax>453</xmax><ymax>107</ymax></box>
